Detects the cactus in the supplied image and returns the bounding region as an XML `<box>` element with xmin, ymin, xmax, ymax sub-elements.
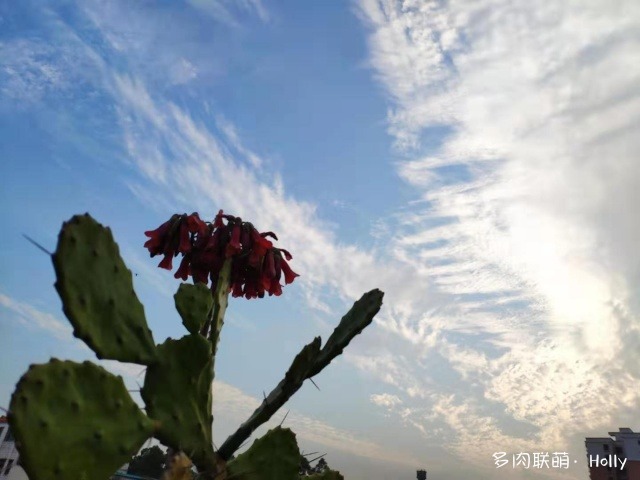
<box><xmin>306</xmin><ymin>289</ymin><xmax>383</xmax><ymax>378</ymax></box>
<box><xmin>10</xmin><ymin>211</ymin><xmax>382</xmax><ymax>480</ymax></box>
<box><xmin>227</xmin><ymin>427</ymin><xmax>300</xmax><ymax>480</ymax></box>
<box><xmin>141</xmin><ymin>334</ymin><xmax>215</xmax><ymax>472</ymax></box>
<box><xmin>207</xmin><ymin>258</ymin><xmax>232</xmax><ymax>373</ymax></box>
<box><xmin>52</xmin><ymin>214</ymin><xmax>157</xmax><ymax>365</ymax></box>
<box><xmin>217</xmin><ymin>289</ymin><xmax>384</xmax><ymax>460</ymax></box>
<box><xmin>174</xmin><ymin>283</ymin><xmax>214</xmax><ymax>335</ymax></box>
<box><xmin>9</xmin><ymin>359</ymin><xmax>155</xmax><ymax>480</ymax></box>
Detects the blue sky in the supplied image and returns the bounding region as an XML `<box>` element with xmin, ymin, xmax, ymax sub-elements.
<box><xmin>1</xmin><ymin>1</ymin><xmax>639</xmax><ymax>479</ymax></box>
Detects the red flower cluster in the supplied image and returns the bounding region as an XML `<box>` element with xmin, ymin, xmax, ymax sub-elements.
<box><xmin>144</xmin><ymin>210</ymin><xmax>298</xmax><ymax>298</ymax></box>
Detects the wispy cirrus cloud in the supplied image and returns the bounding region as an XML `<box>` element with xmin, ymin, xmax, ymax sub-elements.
<box><xmin>212</xmin><ymin>381</ymin><xmax>419</xmax><ymax>467</ymax></box>
<box><xmin>187</xmin><ymin>0</ymin><xmax>270</xmax><ymax>27</ymax></box>
<box><xmin>356</xmin><ymin>0</ymin><xmax>640</xmax><ymax>475</ymax></box>
<box><xmin>0</xmin><ymin>293</ymin><xmax>71</xmax><ymax>340</ymax></box>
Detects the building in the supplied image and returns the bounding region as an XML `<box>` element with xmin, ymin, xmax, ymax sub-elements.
<box><xmin>0</xmin><ymin>416</ymin><xmax>19</xmax><ymax>478</ymax></box>
<box><xmin>585</xmin><ymin>428</ymin><xmax>640</xmax><ymax>480</ymax></box>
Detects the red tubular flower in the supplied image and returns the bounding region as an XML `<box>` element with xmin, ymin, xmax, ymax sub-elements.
<box><xmin>191</xmin><ymin>265</ymin><xmax>209</xmax><ymax>285</ymax></box>
<box><xmin>158</xmin><ymin>252</ymin><xmax>173</xmax><ymax>270</ymax></box>
<box><xmin>241</xmin><ymin>225</ymin><xmax>252</xmax><ymax>250</ymax></box>
<box><xmin>234</xmin><ymin>281</ymin><xmax>246</xmax><ymax>297</ymax></box>
<box><xmin>251</xmin><ymin>229</ymin><xmax>272</xmax><ymax>256</ymax></box>
<box><xmin>186</xmin><ymin>213</ymin><xmax>207</xmax><ymax>236</ymax></box>
<box><xmin>265</xmin><ymin>250</ymin><xmax>276</xmax><ymax>278</ymax></box>
<box><xmin>174</xmin><ymin>255</ymin><xmax>191</xmax><ymax>280</ymax></box>
<box><xmin>268</xmin><ymin>278</ymin><xmax>282</xmax><ymax>296</ymax></box>
<box><xmin>280</xmin><ymin>257</ymin><xmax>298</xmax><ymax>284</ymax></box>
<box><xmin>274</xmin><ymin>254</ymin><xmax>282</xmax><ymax>281</ymax></box>
<box><xmin>248</xmin><ymin>250</ymin><xmax>262</xmax><ymax>268</ymax></box>
<box><xmin>145</xmin><ymin>209</ymin><xmax>298</xmax><ymax>299</ymax></box>
<box><xmin>279</xmin><ymin>249</ymin><xmax>293</xmax><ymax>261</ymax></box>
<box><xmin>213</xmin><ymin>210</ymin><xmax>224</xmax><ymax>228</ymax></box>
<box><xmin>178</xmin><ymin>222</ymin><xmax>191</xmax><ymax>253</ymax></box>
<box><xmin>260</xmin><ymin>271</ymin><xmax>271</xmax><ymax>291</ymax></box>
<box><xmin>226</xmin><ymin>223</ymin><xmax>242</xmax><ymax>258</ymax></box>
<box><xmin>144</xmin><ymin>216</ymin><xmax>178</xmax><ymax>256</ymax></box>
<box><xmin>245</xmin><ymin>283</ymin><xmax>258</xmax><ymax>299</ymax></box>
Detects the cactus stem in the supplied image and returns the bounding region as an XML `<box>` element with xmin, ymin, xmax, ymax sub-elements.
<box><xmin>207</xmin><ymin>258</ymin><xmax>232</xmax><ymax>364</ymax></box>
<box><xmin>217</xmin><ymin>289</ymin><xmax>383</xmax><ymax>460</ymax></box>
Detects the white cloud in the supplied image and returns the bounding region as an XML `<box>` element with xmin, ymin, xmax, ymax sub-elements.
<box><xmin>370</xmin><ymin>392</ymin><xmax>402</xmax><ymax>408</ymax></box>
<box><xmin>355</xmin><ymin>0</ymin><xmax>640</xmax><ymax>474</ymax></box>
<box><xmin>0</xmin><ymin>293</ymin><xmax>71</xmax><ymax>340</ymax></box>
<box><xmin>170</xmin><ymin>58</ymin><xmax>198</xmax><ymax>86</ymax></box>
<box><xmin>187</xmin><ymin>0</ymin><xmax>269</xmax><ymax>27</ymax></box>
<box><xmin>0</xmin><ymin>37</ymin><xmax>99</xmax><ymax>104</ymax></box>
<box><xmin>212</xmin><ymin>381</ymin><xmax>419</xmax><ymax>467</ymax></box>
<box><xmin>110</xmin><ymin>72</ymin><xmax>450</xmax><ymax>322</ymax></box>
<box><xmin>215</xmin><ymin>115</ymin><xmax>263</xmax><ymax>168</ymax></box>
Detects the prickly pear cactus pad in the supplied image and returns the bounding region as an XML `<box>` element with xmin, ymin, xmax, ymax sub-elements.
<box><xmin>227</xmin><ymin>427</ymin><xmax>300</xmax><ymax>480</ymax></box>
<box><xmin>8</xmin><ymin>359</ymin><xmax>155</xmax><ymax>480</ymax></box>
<box><xmin>174</xmin><ymin>283</ymin><xmax>213</xmax><ymax>335</ymax></box>
<box><xmin>141</xmin><ymin>334</ymin><xmax>215</xmax><ymax>470</ymax></box>
<box><xmin>52</xmin><ymin>214</ymin><xmax>158</xmax><ymax>365</ymax></box>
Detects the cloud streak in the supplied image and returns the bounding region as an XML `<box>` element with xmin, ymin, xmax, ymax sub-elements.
<box><xmin>0</xmin><ymin>293</ymin><xmax>71</xmax><ymax>340</ymax></box>
<box><xmin>356</xmin><ymin>0</ymin><xmax>640</xmax><ymax>475</ymax></box>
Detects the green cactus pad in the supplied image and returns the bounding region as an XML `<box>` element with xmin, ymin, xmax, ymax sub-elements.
<box><xmin>8</xmin><ymin>359</ymin><xmax>155</xmax><ymax>480</ymax></box>
<box><xmin>285</xmin><ymin>336</ymin><xmax>321</xmax><ymax>382</ymax></box>
<box><xmin>227</xmin><ymin>427</ymin><xmax>300</xmax><ymax>480</ymax></box>
<box><xmin>141</xmin><ymin>334</ymin><xmax>215</xmax><ymax>471</ymax></box>
<box><xmin>306</xmin><ymin>470</ymin><xmax>345</xmax><ymax>480</ymax></box>
<box><xmin>52</xmin><ymin>214</ymin><xmax>158</xmax><ymax>365</ymax></box>
<box><xmin>307</xmin><ymin>289</ymin><xmax>383</xmax><ymax>378</ymax></box>
<box><xmin>174</xmin><ymin>283</ymin><xmax>213</xmax><ymax>335</ymax></box>
<box><xmin>218</xmin><ymin>290</ymin><xmax>384</xmax><ymax>460</ymax></box>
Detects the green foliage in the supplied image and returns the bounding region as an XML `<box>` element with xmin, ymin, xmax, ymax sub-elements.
<box><xmin>306</xmin><ymin>470</ymin><xmax>344</xmax><ymax>480</ymax></box>
<box><xmin>141</xmin><ymin>334</ymin><xmax>215</xmax><ymax>471</ymax></box>
<box><xmin>128</xmin><ymin>446</ymin><xmax>166</xmax><ymax>479</ymax></box>
<box><xmin>299</xmin><ymin>454</ymin><xmax>311</xmax><ymax>475</ymax></box>
<box><xmin>52</xmin><ymin>214</ymin><xmax>158</xmax><ymax>365</ymax></box>
<box><xmin>174</xmin><ymin>283</ymin><xmax>213</xmax><ymax>335</ymax></box>
<box><xmin>227</xmin><ymin>427</ymin><xmax>300</xmax><ymax>480</ymax></box>
<box><xmin>315</xmin><ymin>458</ymin><xmax>328</xmax><ymax>472</ymax></box>
<box><xmin>9</xmin><ymin>359</ymin><xmax>155</xmax><ymax>480</ymax></box>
